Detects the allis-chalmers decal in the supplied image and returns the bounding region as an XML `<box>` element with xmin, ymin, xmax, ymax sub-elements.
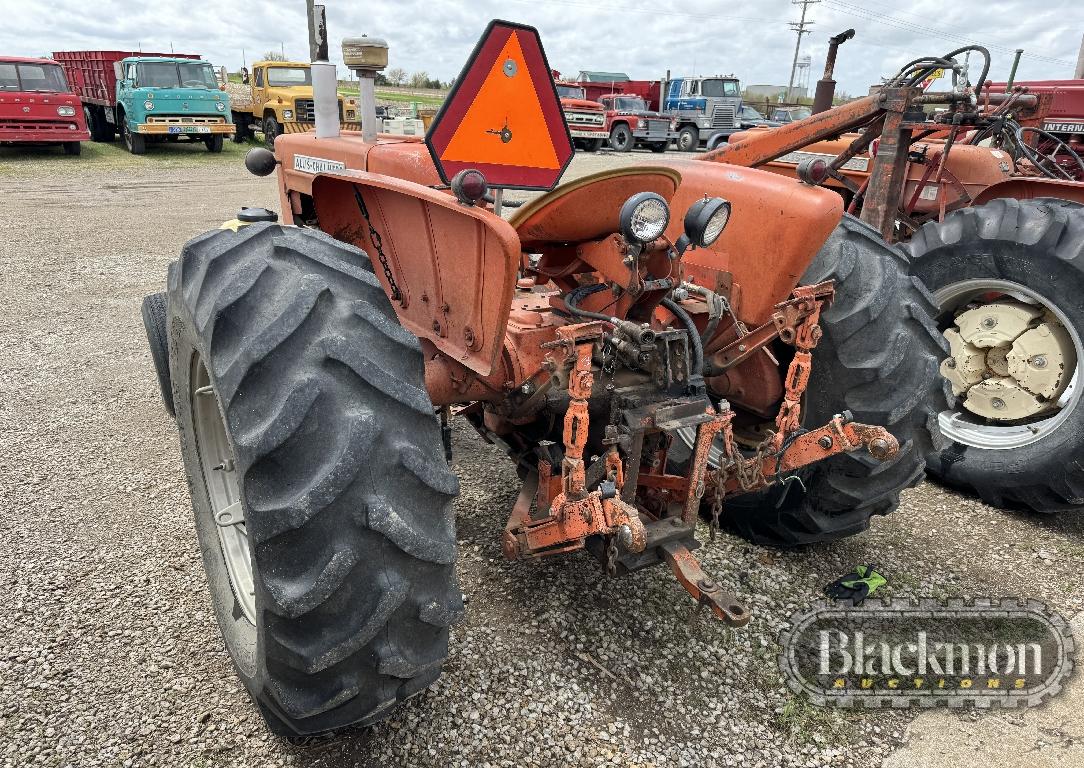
<box><xmin>292</xmin><ymin>154</ymin><xmax>347</xmax><ymax>174</ymax></box>
<box><xmin>779</xmin><ymin>598</ymin><xmax>1074</xmax><ymax>708</ymax></box>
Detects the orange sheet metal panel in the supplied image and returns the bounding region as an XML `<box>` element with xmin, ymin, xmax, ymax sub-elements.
<box><xmin>311</xmin><ymin>171</ymin><xmax>520</xmax><ymax>377</ymax></box>
<box><xmin>657</xmin><ymin>159</ymin><xmax>844</xmax><ymax>326</ymax></box>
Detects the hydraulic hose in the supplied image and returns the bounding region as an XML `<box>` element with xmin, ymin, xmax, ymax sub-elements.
<box><xmin>564</xmin><ymin>283</ymin><xmax>616</xmax><ymax>323</ymax></box>
<box><xmin>682</xmin><ymin>282</ymin><xmax>727</xmax><ymax>347</ymax></box>
<box><xmin>661</xmin><ymin>298</ymin><xmax>704</xmax><ymax>376</ymax></box>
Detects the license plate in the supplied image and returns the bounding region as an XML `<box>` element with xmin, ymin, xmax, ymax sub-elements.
<box><xmin>167</xmin><ymin>126</ymin><xmax>211</xmax><ymax>134</ymax></box>
<box><xmin>569</xmin><ymin>129</ymin><xmax>605</xmax><ymax>139</ymax></box>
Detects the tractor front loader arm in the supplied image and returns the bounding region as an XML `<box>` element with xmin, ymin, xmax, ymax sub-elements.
<box><xmin>700</xmin><ymin>94</ymin><xmax>884</xmax><ymax>168</ymax></box>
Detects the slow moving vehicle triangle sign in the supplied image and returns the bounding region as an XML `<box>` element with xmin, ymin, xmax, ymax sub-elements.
<box><xmin>426</xmin><ymin>20</ymin><xmax>574</xmax><ymax>191</ymax></box>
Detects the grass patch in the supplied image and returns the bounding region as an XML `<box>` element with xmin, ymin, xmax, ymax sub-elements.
<box><xmin>0</xmin><ymin>136</ymin><xmax>255</xmax><ymax>175</ymax></box>
<box><xmin>776</xmin><ymin>693</ymin><xmax>846</xmax><ymax>744</ymax></box>
<box><xmin>334</xmin><ymin>83</ymin><xmax>444</xmax><ymax>106</ymax></box>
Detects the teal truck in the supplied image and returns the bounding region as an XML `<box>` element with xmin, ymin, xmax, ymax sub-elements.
<box><xmin>54</xmin><ymin>50</ymin><xmax>234</xmax><ymax>154</ymax></box>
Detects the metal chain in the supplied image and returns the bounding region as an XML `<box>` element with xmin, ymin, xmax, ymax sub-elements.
<box><xmin>353</xmin><ymin>186</ymin><xmax>402</xmax><ymax>302</ymax></box>
<box><xmin>606</xmin><ymin>536</ymin><xmax>618</xmax><ymax>577</ymax></box>
<box><xmin>601</xmin><ymin>339</ymin><xmax>617</xmax><ymax>391</ymax></box>
<box><xmin>709</xmin><ymin>469</ymin><xmax>724</xmax><ymax>541</ymax></box>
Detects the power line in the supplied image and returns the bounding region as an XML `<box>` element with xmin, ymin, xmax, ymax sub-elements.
<box><xmin>787</xmin><ymin>0</ymin><xmax>819</xmax><ymax>101</ymax></box>
<box><xmin>823</xmin><ymin>0</ymin><xmax>1075</xmax><ymax>67</ymax></box>
<box><xmin>501</xmin><ymin>0</ymin><xmax>787</xmax><ymax>26</ymax></box>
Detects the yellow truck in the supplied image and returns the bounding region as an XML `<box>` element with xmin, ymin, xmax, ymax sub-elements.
<box><xmin>230</xmin><ymin>60</ymin><xmax>359</xmax><ymax>145</ymax></box>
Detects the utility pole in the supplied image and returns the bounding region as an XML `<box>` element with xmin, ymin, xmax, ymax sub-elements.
<box><xmin>1075</xmin><ymin>32</ymin><xmax>1084</xmax><ymax>79</ymax></box>
<box><xmin>787</xmin><ymin>0</ymin><xmax>818</xmax><ymax>103</ymax></box>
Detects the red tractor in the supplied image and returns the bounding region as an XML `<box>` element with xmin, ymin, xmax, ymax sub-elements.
<box><xmin>710</xmin><ymin>45</ymin><xmax>1084</xmax><ymax>514</ymax></box>
<box><xmin>142</xmin><ymin>20</ymin><xmax>943</xmax><ymax>737</ymax></box>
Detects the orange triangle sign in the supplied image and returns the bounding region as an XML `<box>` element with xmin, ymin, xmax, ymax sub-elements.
<box><xmin>426</xmin><ymin>20</ymin><xmax>574</xmax><ymax>190</ymax></box>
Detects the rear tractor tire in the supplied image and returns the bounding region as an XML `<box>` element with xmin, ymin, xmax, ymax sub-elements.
<box><xmin>908</xmin><ymin>198</ymin><xmax>1084</xmax><ymax>512</ymax></box>
<box><xmin>167</xmin><ymin>223</ymin><xmax>462</xmax><ymax>736</ymax></box>
<box><xmin>673</xmin><ymin>214</ymin><xmax>948</xmax><ymax>545</ymax></box>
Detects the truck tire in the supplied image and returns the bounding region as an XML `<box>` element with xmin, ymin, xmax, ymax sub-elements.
<box><xmin>122</xmin><ymin>117</ymin><xmax>146</xmax><ymax>155</ymax></box>
<box><xmin>263</xmin><ymin>115</ymin><xmax>281</xmax><ymax>149</ymax></box>
<box><xmin>232</xmin><ymin>113</ymin><xmax>251</xmax><ymax>143</ymax></box>
<box><xmin>907</xmin><ymin>198</ymin><xmax>1084</xmax><ymax>512</ymax></box>
<box><xmin>609</xmin><ymin>124</ymin><xmax>633</xmax><ymax>152</ymax></box>
<box><xmin>204</xmin><ymin>134</ymin><xmax>224</xmax><ymax>153</ymax></box>
<box><xmin>677</xmin><ymin>126</ymin><xmax>699</xmax><ymax>152</ymax></box>
<box><xmin>671</xmin><ymin>214</ymin><xmax>947</xmax><ymax>545</ymax></box>
<box><xmin>63</xmin><ymin>141</ymin><xmax>81</xmax><ymax>156</ymax></box>
<box><xmin>141</xmin><ymin>291</ymin><xmax>174</xmax><ymax>418</ymax></box>
<box><xmin>648</xmin><ymin>141</ymin><xmax>669</xmax><ymax>153</ymax></box>
<box><xmin>167</xmin><ymin>223</ymin><xmax>461</xmax><ymax>736</ymax></box>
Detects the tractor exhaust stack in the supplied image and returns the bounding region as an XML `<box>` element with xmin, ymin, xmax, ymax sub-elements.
<box><xmin>306</xmin><ymin>2</ymin><xmax>340</xmax><ymax>140</ymax></box>
<box><xmin>812</xmin><ymin>29</ymin><xmax>855</xmax><ymax>115</ymax></box>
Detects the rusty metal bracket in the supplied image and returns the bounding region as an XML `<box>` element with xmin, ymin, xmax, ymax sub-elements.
<box><xmin>659</xmin><ymin>540</ymin><xmax>750</xmax><ymax>626</ymax></box>
<box><xmin>707</xmin><ymin>282</ymin><xmax>834</xmax><ymax>372</ymax></box>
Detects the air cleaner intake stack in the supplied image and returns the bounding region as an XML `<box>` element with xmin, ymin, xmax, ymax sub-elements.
<box><xmin>343</xmin><ymin>36</ymin><xmax>389</xmax><ymax>143</ymax></box>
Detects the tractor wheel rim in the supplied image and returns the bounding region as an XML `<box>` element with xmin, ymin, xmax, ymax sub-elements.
<box><xmin>190</xmin><ymin>353</ymin><xmax>257</xmax><ymax>625</ymax></box>
<box><xmin>933</xmin><ymin>278</ymin><xmax>1083</xmax><ymax>450</ymax></box>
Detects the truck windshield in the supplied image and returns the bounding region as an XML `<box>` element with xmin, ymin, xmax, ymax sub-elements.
<box><xmin>267</xmin><ymin>67</ymin><xmax>312</xmax><ymax>87</ymax></box>
<box><xmin>701</xmin><ymin>79</ymin><xmax>740</xmax><ymax>98</ymax></box>
<box><xmin>0</xmin><ymin>62</ymin><xmax>68</xmax><ymax>92</ymax></box>
<box><xmin>614</xmin><ymin>97</ymin><xmax>647</xmax><ymax>111</ymax></box>
<box><xmin>555</xmin><ymin>85</ymin><xmax>586</xmax><ymax>99</ymax></box>
<box><xmin>136</xmin><ymin>62</ymin><xmax>217</xmax><ymax>89</ymax></box>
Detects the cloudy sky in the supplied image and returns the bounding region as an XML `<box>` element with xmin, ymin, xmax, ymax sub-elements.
<box><xmin>2</xmin><ymin>0</ymin><xmax>1081</xmax><ymax>96</ymax></box>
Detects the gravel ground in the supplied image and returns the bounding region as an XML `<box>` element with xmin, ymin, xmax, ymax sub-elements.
<box><xmin>1</xmin><ymin>145</ymin><xmax>1082</xmax><ymax>768</ymax></box>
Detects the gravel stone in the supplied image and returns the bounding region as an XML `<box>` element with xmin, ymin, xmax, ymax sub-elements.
<box><xmin>0</xmin><ymin>144</ymin><xmax>1081</xmax><ymax>767</ymax></box>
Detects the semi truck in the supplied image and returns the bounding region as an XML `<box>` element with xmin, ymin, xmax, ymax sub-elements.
<box><xmin>230</xmin><ymin>60</ymin><xmax>360</xmax><ymax>147</ymax></box>
<box><xmin>54</xmin><ymin>50</ymin><xmax>234</xmax><ymax>155</ymax></box>
<box><xmin>0</xmin><ymin>56</ymin><xmax>90</xmax><ymax>154</ymax></box>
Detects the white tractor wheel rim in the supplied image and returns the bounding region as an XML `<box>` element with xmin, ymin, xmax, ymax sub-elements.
<box><xmin>933</xmin><ymin>278</ymin><xmax>1083</xmax><ymax>450</ymax></box>
<box><xmin>191</xmin><ymin>353</ymin><xmax>257</xmax><ymax>625</ymax></box>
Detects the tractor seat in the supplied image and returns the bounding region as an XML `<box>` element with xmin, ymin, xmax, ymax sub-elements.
<box><xmin>509</xmin><ymin>165</ymin><xmax>682</xmax><ymax>247</ymax></box>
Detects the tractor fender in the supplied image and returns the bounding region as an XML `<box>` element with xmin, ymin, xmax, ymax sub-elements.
<box><xmin>310</xmin><ymin>169</ymin><xmax>520</xmax><ymax>378</ymax></box>
<box><xmin>973</xmin><ymin>177</ymin><xmax>1084</xmax><ymax>207</ymax></box>
<box><xmin>662</xmin><ymin>161</ymin><xmax>845</xmax><ymax>325</ymax></box>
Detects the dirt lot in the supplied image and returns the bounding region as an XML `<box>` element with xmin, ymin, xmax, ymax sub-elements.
<box><xmin>1</xmin><ymin>141</ymin><xmax>1082</xmax><ymax>768</ymax></box>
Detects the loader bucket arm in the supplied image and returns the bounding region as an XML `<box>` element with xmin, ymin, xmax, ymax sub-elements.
<box><xmin>699</xmin><ymin>94</ymin><xmax>883</xmax><ymax>168</ymax></box>
<box><xmin>311</xmin><ymin>170</ymin><xmax>520</xmax><ymax>377</ymax></box>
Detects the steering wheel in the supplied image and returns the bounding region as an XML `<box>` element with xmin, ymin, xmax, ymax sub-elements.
<box><xmin>182</xmin><ymin>79</ymin><xmax>206</xmax><ymax>88</ymax></box>
<box><xmin>1014</xmin><ymin>126</ymin><xmax>1084</xmax><ymax>181</ymax></box>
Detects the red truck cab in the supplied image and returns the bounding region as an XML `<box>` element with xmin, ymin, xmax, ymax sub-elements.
<box><xmin>0</xmin><ymin>56</ymin><xmax>90</xmax><ymax>154</ymax></box>
<box><xmin>553</xmin><ymin>81</ymin><xmax>607</xmax><ymax>151</ymax></box>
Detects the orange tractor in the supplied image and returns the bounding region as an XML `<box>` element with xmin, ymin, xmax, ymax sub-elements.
<box><xmin>708</xmin><ymin>45</ymin><xmax>1084</xmax><ymax>514</ymax></box>
<box><xmin>142</xmin><ymin>20</ymin><xmax>944</xmax><ymax>736</ymax></box>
